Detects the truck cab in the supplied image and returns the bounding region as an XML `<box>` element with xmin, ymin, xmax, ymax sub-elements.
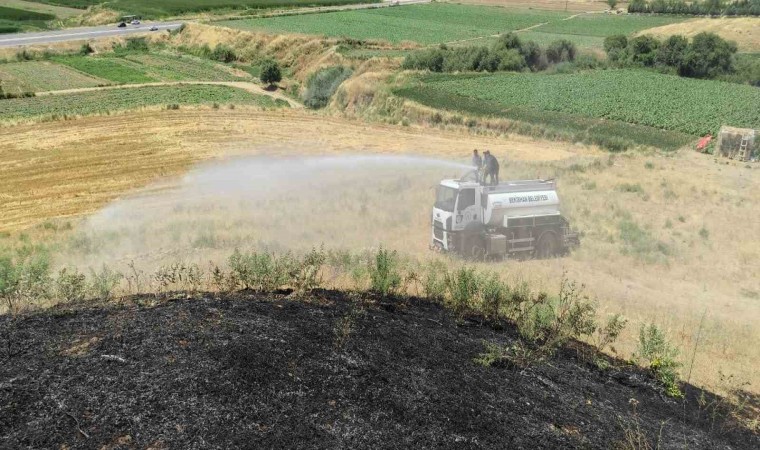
<box><xmin>431</xmin><ymin>176</ymin><xmax>578</xmax><ymax>259</ymax></box>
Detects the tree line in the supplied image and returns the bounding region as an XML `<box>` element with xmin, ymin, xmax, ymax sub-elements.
<box><xmin>603</xmin><ymin>32</ymin><xmax>756</xmax><ymax>82</ymax></box>
<box><xmin>628</xmin><ymin>0</ymin><xmax>760</xmax><ymax>16</ymax></box>
<box><xmin>402</xmin><ymin>33</ymin><xmax>577</xmax><ymax>73</ymax></box>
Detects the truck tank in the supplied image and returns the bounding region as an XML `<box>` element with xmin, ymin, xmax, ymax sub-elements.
<box><xmin>482</xmin><ymin>180</ymin><xmax>561</xmax><ymax>227</ymax></box>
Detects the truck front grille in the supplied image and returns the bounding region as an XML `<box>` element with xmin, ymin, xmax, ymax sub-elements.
<box><xmin>433</xmin><ymin>221</ymin><xmax>444</xmax><ymax>240</ymax></box>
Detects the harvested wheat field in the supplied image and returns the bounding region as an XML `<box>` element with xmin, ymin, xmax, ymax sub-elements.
<box><xmin>639</xmin><ymin>17</ymin><xmax>760</xmax><ymax>52</ymax></box>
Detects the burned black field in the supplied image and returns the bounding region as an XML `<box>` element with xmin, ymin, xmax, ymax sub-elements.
<box><xmin>1</xmin><ymin>292</ymin><xmax>757</xmax><ymax>449</ymax></box>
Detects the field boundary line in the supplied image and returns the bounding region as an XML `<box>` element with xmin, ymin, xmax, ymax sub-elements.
<box><xmin>34</xmin><ymin>81</ymin><xmax>303</xmax><ymax>108</ymax></box>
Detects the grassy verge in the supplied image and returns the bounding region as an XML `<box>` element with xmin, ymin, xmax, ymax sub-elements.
<box><xmin>0</xmin><ymin>84</ymin><xmax>282</xmax><ymax>122</ymax></box>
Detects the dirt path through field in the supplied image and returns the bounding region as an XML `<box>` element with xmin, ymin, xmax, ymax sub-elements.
<box><xmin>35</xmin><ymin>81</ymin><xmax>303</xmax><ymax>108</ymax></box>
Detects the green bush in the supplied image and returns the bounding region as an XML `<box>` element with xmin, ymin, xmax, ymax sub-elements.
<box><xmin>593</xmin><ymin>313</ymin><xmax>628</xmax><ymax>353</ymax></box>
<box><xmin>260</xmin><ymin>59</ymin><xmax>282</xmax><ymax>86</ymax></box>
<box><xmin>478</xmin><ymin>272</ymin><xmax>507</xmax><ymax>323</ymax></box>
<box><xmin>289</xmin><ymin>247</ymin><xmax>326</xmax><ymax>294</ymax></box>
<box><xmin>422</xmin><ymin>259</ymin><xmax>448</xmax><ymax>301</ymax></box>
<box><xmin>89</xmin><ymin>265</ymin><xmax>123</xmax><ymax>300</ymax></box>
<box><xmin>211</xmin><ymin>44</ymin><xmax>236</xmax><ymax>63</ymax></box>
<box><xmin>302</xmin><ymin>66</ymin><xmax>353</xmax><ymax>109</ymax></box>
<box><xmin>546</xmin><ymin>39</ymin><xmax>576</xmax><ymax>64</ymax></box>
<box><xmin>56</xmin><ymin>268</ymin><xmax>87</xmax><ymax>303</ymax></box>
<box><xmin>636</xmin><ymin>323</ymin><xmax>683</xmax><ymax>397</ymax></box>
<box><xmin>369</xmin><ymin>247</ymin><xmax>402</xmax><ymax>296</ymax></box>
<box><xmin>228</xmin><ymin>249</ymin><xmax>291</xmax><ymax>292</ymax></box>
<box><xmin>0</xmin><ymin>250</ymin><xmax>51</xmax><ymax>311</ymax></box>
<box><xmin>445</xmin><ymin>266</ymin><xmax>479</xmax><ymax>319</ymax></box>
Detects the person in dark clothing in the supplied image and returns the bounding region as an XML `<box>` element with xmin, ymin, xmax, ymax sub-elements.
<box><xmin>483</xmin><ymin>151</ymin><xmax>500</xmax><ymax>186</ymax></box>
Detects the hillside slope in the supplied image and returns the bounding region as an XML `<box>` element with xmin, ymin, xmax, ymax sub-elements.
<box><xmin>1</xmin><ymin>292</ymin><xmax>757</xmax><ymax>449</ymax></box>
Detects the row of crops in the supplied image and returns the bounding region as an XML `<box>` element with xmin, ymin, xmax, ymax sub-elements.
<box><xmin>220</xmin><ymin>3</ymin><xmax>689</xmax><ymax>48</ymax></box>
<box><xmin>221</xmin><ymin>4</ymin><xmax>571</xmax><ymax>45</ymax></box>
<box><xmin>0</xmin><ymin>51</ymin><xmax>251</xmax><ymax>94</ymax></box>
<box><xmin>54</xmin><ymin>52</ymin><xmax>250</xmax><ymax>85</ymax></box>
<box><xmin>0</xmin><ymin>85</ymin><xmax>280</xmax><ymax>122</ymax></box>
<box><xmin>0</xmin><ymin>61</ymin><xmax>103</xmax><ymax>93</ymax></box>
<box><xmin>401</xmin><ymin>70</ymin><xmax>759</xmax><ymax>137</ymax></box>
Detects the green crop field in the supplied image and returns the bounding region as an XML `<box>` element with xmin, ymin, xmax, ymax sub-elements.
<box><xmin>25</xmin><ymin>0</ymin><xmax>376</xmax><ymax>17</ymax></box>
<box><xmin>220</xmin><ymin>4</ymin><xmax>571</xmax><ymax>45</ymax></box>
<box><xmin>122</xmin><ymin>53</ymin><xmax>249</xmax><ymax>82</ymax></box>
<box><xmin>0</xmin><ymin>85</ymin><xmax>282</xmax><ymax>122</ymax></box>
<box><xmin>54</xmin><ymin>52</ymin><xmax>249</xmax><ymax>84</ymax></box>
<box><xmin>0</xmin><ymin>5</ymin><xmax>54</xmax><ymax>33</ymax></box>
<box><xmin>0</xmin><ymin>61</ymin><xmax>103</xmax><ymax>93</ymax></box>
<box><xmin>54</xmin><ymin>56</ymin><xmax>156</xmax><ymax>84</ymax></box>
<box><xmin>399</xmin><ymin>70</ymin><xmax>759</xmax><ymax>136</ymax></box>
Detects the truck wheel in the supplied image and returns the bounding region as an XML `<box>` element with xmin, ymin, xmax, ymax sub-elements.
<box><xmin>462</xmin><ymin>234</ymin><xmax>485</xmax><ymax>261</ymax></box>
<box><xmin>536</xmin><ymin>232</ymin><xmax>559</xmax><ymax>259</ymax></box>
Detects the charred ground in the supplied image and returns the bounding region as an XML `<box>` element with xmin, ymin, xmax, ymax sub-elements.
<box><xmin>1</xmin><ymin>292</ymin><xmax>757</xmax><ymax>449</ymax></box>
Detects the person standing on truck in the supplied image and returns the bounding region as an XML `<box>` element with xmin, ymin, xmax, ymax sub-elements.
<box><xmin>472</xmin><ymin>149</ymin><xmax>483</xmax><ymax>182</ymax></box>
<box><xmin>483</xmin><ymin>151</ymin><xmax>500</xmax><ymax>186</ymax></box>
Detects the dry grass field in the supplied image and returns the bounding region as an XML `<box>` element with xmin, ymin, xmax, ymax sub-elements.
<box><xmin>0</xmin><ymin>108</ymin><xmax>757</xmax><ymax>394</ymax></box>
<box><xmin>639</xmin><ymin>17</ymin><xmax>760</xmax><ymax>53</ymax></box>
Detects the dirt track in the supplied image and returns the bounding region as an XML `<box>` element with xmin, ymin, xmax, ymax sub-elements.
<box><xmin>1</xmin><ymin>292</ymin><xmax>756</xmax><ymax>449</ymax></box>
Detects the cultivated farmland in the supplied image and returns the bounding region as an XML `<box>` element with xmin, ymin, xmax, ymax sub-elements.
<box><xmin>398</xmin><ymin>70</ymin><xmax>760</xmax><ymax>137</ymax></box>
<box><xmin>220</xmin><ymin>3</ymin><xmax>571</xmax><ymax>45</ymax></box>
<box><xmin>53</xmin><ymin>56</ymin><xmax>157</xmax><ymax>84</ymax></box>
<box><xmin>0</xmin><ymin>84</ymin><xmax>280</xmax><ymax>122</ymax></box>
<box><xmin>0</xmin><ymin>5</ymin><xmax>54</xmax><ymax>33</ymax></box>
<box><xmin>0</xmin><ymin>60</ymin><xmax>103</xmax><ymax>92</ymax></box>
<box><xmin>53</xmin><ymin>52</ymin><xmax>249</xmax><ymax>84</ymax></box>
<box><xmin>24</xmin><ymin>0</ymin><xmax>378</xmax><ymax>17</ymax></box>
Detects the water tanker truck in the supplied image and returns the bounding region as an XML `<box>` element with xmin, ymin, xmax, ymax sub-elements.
<box><xmin>431</xmin><ymin>174</ymin><xmax>579</xmax><ymax>259</ymax></box>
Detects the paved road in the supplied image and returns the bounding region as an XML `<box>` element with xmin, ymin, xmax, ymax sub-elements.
<box><xmin>0</xmin><ymin>0</ymin><xmax>430</xmax><ymax>48</ymax></box>
<box><xmin>0</xmin><ymin>22</ymin><xmax>184</xmax><ymax>48</ymax></box>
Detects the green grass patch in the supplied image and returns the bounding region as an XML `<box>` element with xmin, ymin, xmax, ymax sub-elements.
<box><xmin>53</xmin><ymin>56</ymin><xmax>156</xmax><ymax>84</ymax></box>
<box><xmin>397</xmin><ymin>70</ymin><xmax>759</xmax><ymax>137</ymax></box>
<box><xmin>220</xmin><ymin>4</ymin><xmax>571</xmax><ymax>45</ymax></box>
<box><xmin>0</xmin><ymin>61</ymin><xmax>103</xmax><ymax>92</ymax></box>
<box><xmin>0</xmin><ymin>6</ymin><xmax>54</xmax><ymax>33</ymax></box>
<box><xmin>0</xmin><ymin>6</ymin><xmax>55</xmax><ymax>21</ymax></box>
<box><xmin>122</xmin><ymin>53</ymin><xmax>249</xmax><ymax>81</ymax></box>
<box><xmin>54</xmin><ymin>53</ymin><xmax>249</xmax><ymax>84</ymax></box>
<box><xmin>0</xmin><ymin>85</ymin><xmax>282</xmax><ymax>122</ymax></box>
